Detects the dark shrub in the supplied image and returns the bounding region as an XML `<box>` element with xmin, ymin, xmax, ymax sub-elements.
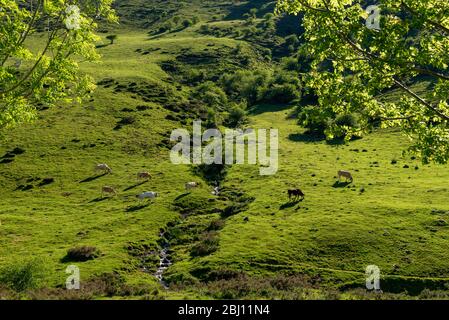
<box><xmin>221</xmin><ymin>202</ymin><xmax>248</xmax><ymax>218</ymax></box>
<box><xmin>199</xmin><ymin>24</ymin><xmax>210</xmax><ymax>34</ymax></box>
<box><xmin>207</xmin><ymin>219</ymin><xmax>225</xmax><ymax>231</ymax></box>
<box><xmin>204</xmin><ymin>108</ymin><xmax>219</xmax><ymax>128</ymax></box>
<box><xmin>335</xmin><ymin>113</ymin><xmax>359</xmax><ymax>128</ymax></box>
<box><xmin>298</xmin><ymin>106</ymin><xmax>330</xmax><ymax>134</ymax></box>
<box><xmin>264</xmin><ymin>83</ymin><xmax>300</xmax><ymax>104</ymax></box>
<box><xmin>284</xmin><ymin>34</ymin><xmax>300</xmax><ymax>47</ymax></box>
<box><xmin>225</xmin><ymin>104</ymin><xmax>248</xmax><ymax>128</ymax></box>
<box><xmin>114</xmin><ymin>116</ymin><xmax>136</xmax><ymax>130</ymax></box>
<box><xmin>193</xmin><ymin>163</ymin><xmax>228</xmax><ymax>183</ymax></box>
<box><xmin>191</xmin><ymin>232</ymin><xmax>219</xmax><ymax>257</ymax></box>
<box><xmin>64</xmin><ymin>246</ymin><xmax>100</xmax><ymax>262</ymax></box>
<box><xmin>182</xmin><ymin>19</ymin><xmax>193</xmax><ymax>28</ymax></box>
<box><xmin>280</xmin><ymin>57</ymin><xmax>301</xmax><ymax>72</ymax></box>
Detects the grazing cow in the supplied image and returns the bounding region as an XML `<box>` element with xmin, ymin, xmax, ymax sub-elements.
<box><xmin>338</xmin><ymin>170</ymin><xmax>353</xmax><ymax>183</ymax></box>
<box><xmin>185</xmin><ymin>182</ymin><xmax>200</xmax><ymax>191</ymax></box>
<box><xmin>95</xmin><ymin>163</ymin><xmax>112</xmax><ymax>174</ymax></box>
<box><xmin>137</xmin><ymin>191</ymin><xmax>159</xmax><ymax>201</ymax></box>
<box><xmin>288</xmin><ymin>189</ymin><xmax>305</xmax><ymax>201</ymax></box>
<box><xmin>137</xmin><ymin>171</ymin><xmax>152</xmax><ymax>181</ymax></box>
<box><xmin>102</xmin><ymin>186</ymin><xmax>117</xmax><ymax>197</ymax></box>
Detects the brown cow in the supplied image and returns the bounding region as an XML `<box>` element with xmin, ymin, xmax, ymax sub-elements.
<box><xmin>137</xmin><ymin>171</ymin><xmax>152</xmax><ymax>181</ymax></box>
<box><xmin>288</xmin><ymin>189</ymin><xmax>305</xmax><ymax>201</ymax></box>
<box><xmin>338</xmin><ymin>170</ymin><xmax>353</xmax><ymax>183</ymax></box>
<box><xmin>102</xmin><ymin>186</ymin><xmax>117</xmax><ymax>197</ymax></box>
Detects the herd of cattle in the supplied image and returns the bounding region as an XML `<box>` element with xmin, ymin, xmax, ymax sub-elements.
<box><xmin>95</xmin><ymin>164</ymin><xmax>354</xmax><ymax>203</ymax></box>
<box><xmin>95</xmin><ymin>163</ymin><xmax>202</xmax><ymax>200</ymax></box>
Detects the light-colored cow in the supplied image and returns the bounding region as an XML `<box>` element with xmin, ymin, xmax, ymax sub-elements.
<box><xmin>185</xmin><ymin>182</ymin><xmax>200</xmax><ymax>191</ymax></box>
<box><xmin>137</xmin><ymin>191</ymin><xmax>158</xmax><ymax>201</ymax></box>
<box><xmin>338</xmin><ymin>170</ymin><xmax>353</xmax><ymax>183</ymax></box>
<box><xmin>95</xmin><ymin>163</ymin><xmax>112</xmax><ymax>174</ymax></box>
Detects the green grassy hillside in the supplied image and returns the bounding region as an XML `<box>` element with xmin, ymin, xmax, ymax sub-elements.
<box><xmin>1</xmin><ymin>0</ymin><xmax>449</xmax><ymax>300</ymax></box>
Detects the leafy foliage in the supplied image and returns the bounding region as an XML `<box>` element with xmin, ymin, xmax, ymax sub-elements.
<box><xmin>276</xmin><ymin>0</ymin><xmax>449</xmax><ymax>163</ymax></box>
<box><xmin>224</xmin><ymin>102</ymin><xmax>248</xmax><ymax>128</ymax></box>
<box><xmin>0</xmin><ymin>0</ymin><xmax>117</xmax><ymax>128</ymax></box>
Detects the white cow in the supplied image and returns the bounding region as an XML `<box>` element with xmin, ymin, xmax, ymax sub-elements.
<box><xmin>95</xmin><ymin>163</ymin><xmax>112</xmax><ymax>174</ymax></box>
<box><xmin>137</xmin><ymin>191</ymin><xmax>159</xmax><ymax>201</ymax></box>
<box><xmin>185</xmin><ymin>182</ymin><xmax>200</xmax><ymax>191</ymax></box>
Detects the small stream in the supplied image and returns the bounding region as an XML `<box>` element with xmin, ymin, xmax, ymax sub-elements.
<box><xmin>153</xmin><ymin>181</ymin><xmax>222</xmax><ymax>288</ymax></box>
<box><xmin>154</xmin><ymin>230</ymin><xmax>172</xmax><ymax>289</ymax></box>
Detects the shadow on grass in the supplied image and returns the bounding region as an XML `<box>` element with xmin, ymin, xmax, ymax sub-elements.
<box><xmin>88</xmin><ymin>197</ymin><xmax>109</xmax><ymax>203</ymax></box>
<box><xmin>280</xmin><ymin>200</ymin><xmax>302</xmax><ymax>210</ymax></box>
<box><xmin>332</xmin><ymin>181</ymin><xmax>352</xmax><ymax>188</ymax></box>
<box><xmin>0</xmin><ymin>158</ymin><xmax>14</xmax><ymax>164</ymax></box>
<box><xmin>95</xmin><ymin>44</ymin><xmax>110</xmax><ymax>49</ymax></box>
<box><xmin>80</xmin><ymin>173</ymin><xmax>107</xmax><ymax>183</ymax></box>
<box><xmin>125</xmin><ymin>203</ymin><xmax>150</xmax><ymax>212</ymax></box>
<box><xmin>175</xmin><ymin>193</ymin><xmax>190</xmax><ymax>201</ymax></box>
<box><xmin>123</xmin><ymin>181</ymin><xmax>147</xmax><ymax>192</ymax></box>
<box><xmin>248</xmin><ymin>103</ymin><xmax>292</xmax><ymax>116</ymax></box>
<box><xmin>288</xmin><ymin>133</ymin><xmax>326</xmax><ymax>143</ymax></box>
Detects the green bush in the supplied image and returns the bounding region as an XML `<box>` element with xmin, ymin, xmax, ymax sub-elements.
<box><xmin>225</xmin><ymin>103</ymin><xmax>248</xmax><ymax>128</ymax></box>
<box><xmin>298</xmin><ymin>106</ymin><xmax>330</xmax><ymax>134</ymax></box>
<box><xmin>284</xmin><ymin>34</ymin><xmax>300</xmax><ymax>47</ymax></box>
<box><xmin>204</xmin><ymin>108</ymin><xmax>219</xmax><ymax>128</ymax></box>
<box><xmin>263</xmin><ymin>13</ymin><xmax>275</xmax><ymax>21</ymax></box>
<box><xmin>182</xmin><ymin>19</ymin><xmax>193</xmax><ymax>28</ymax></box>
<box><xmin>329</xmin><ymin>113</ymin><xmax>361</xmax><ymax>139</ymax></box>
<box><xmin>335</xmin><ymin>113</ymin><xmax>359</xmax><ymax>128</ymax></box>
<box><xmin>159</xmin><ymin>21</ymin><xmax>174</xmax><ymax>33</ymax></box>
<box><xmin>199</xmin><ymin>24</ymin><xmax>210</xmax><ymax>34</ymax></box>
<box><xmin>191</xmin><ymin>232</ymin><xmax>219</xmax><ymax>257</ymax></box>
<box><xmin>0</xmin><ymin>259</ymin><xmax>47</xmax><ymax>292</ymax></box>
<box><xmin>221</xmin><ymin>70</ymin><xmax>271</xmax><ymax>105</ymax></box>
<box><xmin>191</xmin><ymin>81</ymin><xmax>228</xmax><ymax>110</ymax></box>
<box><xmin>280</xmin><ymin>57</ymin><xmax>301</xmax><ymax>72</ymax></box>
<box><xmin>193</xmin><ymin>163</ymin><xmax>228</xmax><ymax>183</ymax></box>
<box><xmin>220</xmin><ymin>68</ymin><xmax>301</xmax><ymax>105</ymax></box>
<box><xmin>264</xmin><ymin>83</ymin><xmax>301</xmax><ymax>104</ymax></box>
<box><xmin>207</xmin><ymin>219</ymin><xmax>225</xmax><ymax>231</ymax></box>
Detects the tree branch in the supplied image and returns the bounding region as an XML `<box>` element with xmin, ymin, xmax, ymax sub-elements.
<box><xmin>401</xmin><ymin>1</ymin><xmax>449</xmax><ymax>36</ymax></box>
<box><xmin>392</xmin><ymin>78</ymin><xmax>449</xmax><ymax>121</ymax></box>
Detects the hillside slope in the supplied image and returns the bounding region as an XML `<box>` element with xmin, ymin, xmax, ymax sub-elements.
<box><xmin>1</xmin><ymin>0</ymin><xmax>449</xmax><ymax>300</ymax></box>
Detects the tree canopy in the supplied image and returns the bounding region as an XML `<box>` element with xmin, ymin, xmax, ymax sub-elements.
<box><xmin>0</xmin><ymin>0</ymin><xmax>117</xmax><ymax>129</ymax></box>
<box><xmin>276</xmin><ymin>0</ymin><xmax>449</xmax><ymax>164</ymax></box>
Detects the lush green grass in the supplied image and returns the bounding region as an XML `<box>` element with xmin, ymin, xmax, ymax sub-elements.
<box><xmin>1</xmin><ymin>0</ymin><xmax>449</xmax><ymax>300</ymax></box>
